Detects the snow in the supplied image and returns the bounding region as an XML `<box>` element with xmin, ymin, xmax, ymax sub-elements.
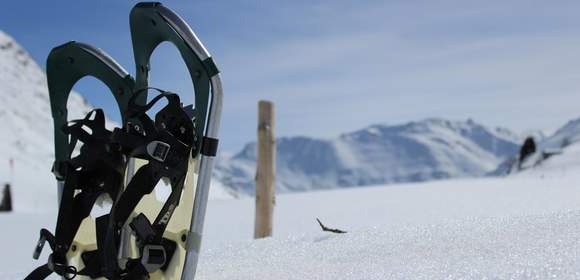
<box><xmin>4</xmin><ymin>142</ymin><xmax>580</xmax><ymax>278</ymax></box>
<box><xmin>200</xmin><ymin>142</ymin><xmax>580</xmax><ymax>279</ymax></box>
<box><xmin>201</xmin><ymin>175</ymin><xmax>580</xmax><ymax>246</ymax></box>
<box><xmin>199</xmin><ymin>212</ymin><xmax>580</xmax><ymax>280</ymax></box>
<box><xmin>195</xmin><ymin>135</ymin><xmax>580</xmax><ymax>279</ymax></box>
<box><xmin>540</xmin><ymin>117</ymin><xmax>580</xmax><ymax>151</ymax></box>
<box><xmin>0</xmin><ymin>30</ymin><xmax>96</xmax><ymax>212</ymax></box>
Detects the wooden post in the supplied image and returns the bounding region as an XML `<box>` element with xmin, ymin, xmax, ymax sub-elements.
<box><xmin>254</xmin><ymin>100</ymin><xmax>275</xmax><ymax>239</ymax></box>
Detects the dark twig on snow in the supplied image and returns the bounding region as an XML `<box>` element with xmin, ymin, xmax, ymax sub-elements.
<box><xmin>316</xmin><ymin>218</ymin><xmax>347</xmax><ymax>234</ymax></box>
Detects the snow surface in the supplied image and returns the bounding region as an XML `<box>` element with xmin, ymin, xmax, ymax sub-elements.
<box><xmin>216</xmin><ymin>118</ymin><xmax>522</xmax><ymax>194</ymax></box>
<box><xmin>4</xmin><ymin>139</ymin><xmax>580</xmax><ymax>279</ymax></box>
<box><xmin>197</xmin><ymin>130</ymin><xmax>580</xmax><ymax>279</ymax></box>
<box><xmin>195</xmin><ymin>140</ymin><xmax>580</xmax><ymax>280</ymax></box>
<box><xmin>199</xmin><ymin>212</ymin><xmax>580</xmax><ymax>279</ymax></box>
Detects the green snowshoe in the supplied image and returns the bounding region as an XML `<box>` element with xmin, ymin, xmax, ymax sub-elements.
<box><xmin>26</xmin><ymin>3</ymin><xmax>223</xmax><ymax>280</ymax></box>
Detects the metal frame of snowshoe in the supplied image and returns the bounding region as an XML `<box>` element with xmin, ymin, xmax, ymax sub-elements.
<box><xmin>129</xmin><ymin>4</ymin><xmax>223</xmax><ymax>279</ymax></box>
<box><xmin>38</xmin><ymin>2</ymin><xmax>222</xmax><ymax>280</ymax></box>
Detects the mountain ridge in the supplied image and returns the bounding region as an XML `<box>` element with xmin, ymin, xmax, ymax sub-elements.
<box><xmin>215</xmin><ymin>117</ymin><xmax>522</xmax><ymax>194</ymax></box>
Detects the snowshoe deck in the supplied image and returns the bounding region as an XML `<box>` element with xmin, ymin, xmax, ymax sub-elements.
<box><xmin>26</xmin><ymin>3</ymin><xmax>223</xmax><ymax>280</ymax></box>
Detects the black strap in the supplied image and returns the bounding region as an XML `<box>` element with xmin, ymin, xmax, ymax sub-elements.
<box><xmin>24</xmin><ymin>264</ymin><xmax>52</xmax><ymax>280</ymax></box>
<box><xmin>29</xmin><ymin>90</ymin><xmax>196</xmax><ymax>279</ymax></box>
<box><xmin>130</xmin><ymin>213</ymin><xmax>156</xmax><ymax>243</ymax></box>
<box><xmin>25</xmin><ymin>262</ymin><xmax>77</xmax><ymax>280</ymax></box>
<box><xmin>113</xmin><ymin>164</ymin><xmax>158</xmax><ymax>225</ymax></box>
<box><xmin>96</xmin><ymin>215</ymin><xmax>119</xmax><ymax>279</ymax></box>
<box><xmin>101</xmin><ymin>90</ymin><xmax>194</xmax><ymax>277</ymax></box>
<box><xmin>26</xmin><ymin>253</ymin><xmax>78</xmax><ymax>280</ymax></box>
<box><xmin>122</xmin><ymin>260</ymin><xmax>149</xmax><ymax>280</ymax></box>
<box><xmin>26</xmin><ymin>109</ymin><xmax>126</xmax><ymax>280</ymax></box>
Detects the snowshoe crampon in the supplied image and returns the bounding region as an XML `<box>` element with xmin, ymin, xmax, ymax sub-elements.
<box><xmin>26</xmin><ymin>2</ymin><xmax>223</xmax><ymax>280</ymax></box>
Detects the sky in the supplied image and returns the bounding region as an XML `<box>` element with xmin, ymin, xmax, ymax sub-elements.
<box><xmin>2</xmin><ymin>0</ymin><xmax>580</xmax><ymax>153</ymax></box>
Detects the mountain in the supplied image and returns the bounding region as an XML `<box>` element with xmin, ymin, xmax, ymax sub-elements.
<box><xmin>0</xmin><ymin>30</ymin><xmax>96</xmax><ymax>212</ymax></box>
<box><xmin>215</xmin><ymin>118</ymin><xmax>522</xmax><ymax>194</ymax></box>
<box><xmin>538</xmin><ymin>118</ymin><xmax>580</xmax><ymax>151</ymax></box>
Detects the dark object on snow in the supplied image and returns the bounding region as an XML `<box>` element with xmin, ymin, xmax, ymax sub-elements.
<box><xmin>316</xmin><ymin>218</ymin><xmax>347</xmax><ymax>234</ymax></box>
<box><xmin>519</xmin><ymin>137</ymin><xmax>536</xmax><ymax>167</ymax></box>
<box><xmin>0</xmin><ymin>183</ymin><xmax>12</xmax><ymax>212</ymax></box>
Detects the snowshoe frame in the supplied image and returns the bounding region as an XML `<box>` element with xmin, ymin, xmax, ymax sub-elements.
<box><xmin>35</xmin><ymin>2</ymin><xmax>222</xmax><ymax>280</ymax></box>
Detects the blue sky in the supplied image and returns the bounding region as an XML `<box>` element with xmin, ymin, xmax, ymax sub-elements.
<box><xmin>2</xmin><ymin>1</ymin><xmax>580</xmax><ymax>153</ymax></box>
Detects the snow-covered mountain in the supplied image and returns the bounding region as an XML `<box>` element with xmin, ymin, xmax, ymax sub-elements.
<box><xmin>493</xmin><ymin>116</ymin><xmax>580</xmax><ymax>175</ymax></box>
<box><xmin>538</xmin><ymin>118</ymin><xmax>580</xmax><ymax>151</ymax></box>
<box><xmin>215</xmin><ymin>118</ymin><xmax>522</xmax><ymax>194</ymax></box>
<box><xmin>0</xmin><ymin>30</ymin><xmax>96</xmax><ymax>212</ymax></box>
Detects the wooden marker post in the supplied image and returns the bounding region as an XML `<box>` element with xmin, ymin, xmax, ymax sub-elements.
<box><xmin>254</xmin><ymin>100</ymin><xmax>276</xmax><ymax>239</ymax></box>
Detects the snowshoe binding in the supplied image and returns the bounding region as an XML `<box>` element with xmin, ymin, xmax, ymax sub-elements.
<box><xmin>26</xmin><ymin>2</ymin><xmax>223</xmax><ymax>280</ymax></box>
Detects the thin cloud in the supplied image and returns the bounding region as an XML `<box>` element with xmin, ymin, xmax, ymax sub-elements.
<box><xmin>211</xmin><ymin>1</ymin><xmax>580</xmax><ymax>152</ymax></box>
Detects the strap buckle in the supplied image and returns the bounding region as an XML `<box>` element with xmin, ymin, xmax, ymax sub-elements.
<box><xmin>33</xmin><ymin>234</ymin><xmax>47</xmax><ymax>260</ymax></box>
<box><xmin>141</xmin><ymin>244</ymin><xmax>166</xmax><ymax>272</ymax></box>
<box><xmin>146</xmin><ymin>141</ymin><xmax>170</xmax><ymax>162</ymax></box>
<box><xmin>33</xmin><ymin>229</ymin><xmax>54</xmax><ymax>260</ymax></box>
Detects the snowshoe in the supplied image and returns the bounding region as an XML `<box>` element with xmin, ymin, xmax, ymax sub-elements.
<box><xmin>26</xmin><ymin>2</ymin><xmax>223</xmax><ymax>280</ymax></box>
